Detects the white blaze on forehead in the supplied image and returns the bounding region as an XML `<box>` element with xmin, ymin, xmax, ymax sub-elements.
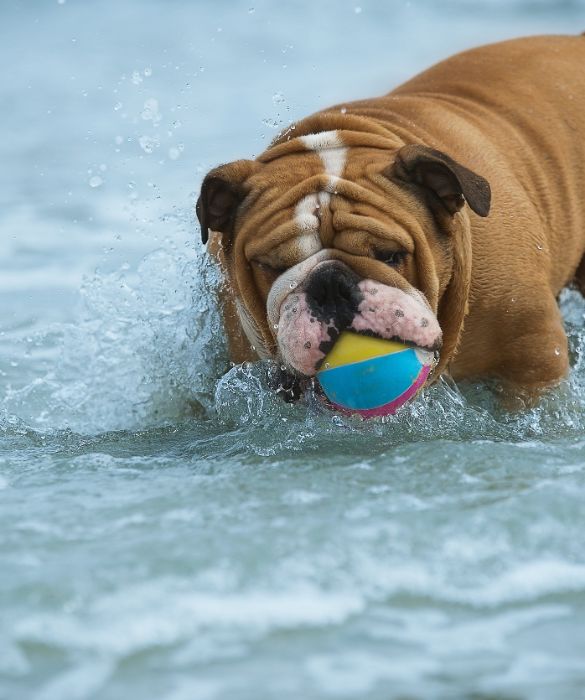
<box><xmin>268</xmin><ymin>131</ymin><xmax>349</xmax><ymax>352</ymax></box>
<box><xmin>301</xmin><ymin>130</ymin><xmax>347</xmax><ymax>192</ymax></box>
<box><xmin>301</xmin><ymin>131</ymin><xmax>343</xmax><ymax>151</ymax></box>
<box><xmin>292</xmin><ymin>130</ymin><xmax>348</xmax><ymax>248</ymax></box>
<box><xmin>295</xmin><ymin>193</ymin><xmax>319</xmax><ymax>231</ymax></box>
<box><xmin>296</xmin><ymin>232</ymin><xmax>322</xmax><ymax>259</ymax></box>
<box><xmin>294</xmin><ymin>192</ymin><xmax>322</xmax><ymax>259</ymax></box>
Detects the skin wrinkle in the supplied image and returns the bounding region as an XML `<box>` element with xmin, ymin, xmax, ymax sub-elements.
<box><xmin>266</xmin><ymin>124</ymin><xmax>402</xmax><ymax>157</ymax></box>
<box><xmin>241</xmin><ymin>174</ymin><xmax>346</xmax><ymax>259</ymax></box>
<box><xmin>364</xmin><ymin>170</ymin><xmax>444</xmax><ymax>314</ymax></box>
<box><xmin>402</xmin><ymin>89</ymin><xmax>579</xmax><ymax>259</ymax></box>
<box><xmin>332</xmin><ymin>212</ymin><xmax>415</xmax><ymax>252</ymax></box>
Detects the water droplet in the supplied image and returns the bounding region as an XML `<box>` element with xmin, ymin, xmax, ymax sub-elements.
<box><xmin>248</xmin><ymin>7</ymin><xmax>255</xmax><ymax>13</ymax></box>
<box><xmin>289</xmin><ymin>281</ymin><xmax>297</xmax><ymax>289</ymax></box>
<box><xmin>141</xmin><ymin>97</ymin><xmax>161</xmax><ymax>123</ymax></box>
<box><xmin>554</xmin><ymin>347</ymin><xmax>561</xmax><ymax>356</ymax></box>
<box><xmin>113</xmin><ymin>101</ymin><xmax>123</xmax><ymax>111</ymax></box>
<box><xmin>144</xmin><ymin>67</ymin><xmax>152</xmax><ymax>77</ymax></box>
<box><xmin>354</xmin><ymin>6</ymin><xmax>362</xmax><ymax>13</ymax></box>
<box><xmin>340</xmin><ymin>107</ymin><xmax>347</xmax><ymax>114</ymax></box>
<box><xmin>292</xmin><ymin>307</ymin><xmax>298</xmax><ymax>313</ymax></box>
<box><xmin>131</xmin><ymin>71</ymin><xmax>143</xmax><ymax>85</ymax></box>
<box><xmin>273</xmin><ymin>323</ymin><xmax>279</xmax><ymax>330</ymax></box>
<box><xmin>139</xmin><ymin>135</ymin><xmax>159</xmax><ymax>153</ymax></box>
<box><xmin>88</xmin><ymin>175</ymin><xmax>103</xmax><ymax>188</ymax></box>
<box><xmin>324</xmin><ymin>362</ymin><xmax>330</xmax><ymax>369</ymax></box>
<box><xmin>272</xmin><ymin>92</ymin><xmax>285</xmax><ymax>104</ymax></box>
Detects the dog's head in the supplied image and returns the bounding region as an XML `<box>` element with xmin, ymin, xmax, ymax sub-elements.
<box><xmin>197</xmin><ymin>120</ymin><xmax>490</xmax><ymax>391</ymax></box>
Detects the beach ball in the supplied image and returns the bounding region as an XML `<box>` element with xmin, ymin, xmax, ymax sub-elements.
<box><xmin>317</xmin><ymin>331</ymin><xmax>434</xmax><ymax>417</ymax></box>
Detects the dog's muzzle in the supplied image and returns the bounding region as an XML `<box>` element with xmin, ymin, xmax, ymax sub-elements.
<box><xmin>268</xmin><ymin>257</ymin><xmax>443</xmax><ymax>377</ymax></box>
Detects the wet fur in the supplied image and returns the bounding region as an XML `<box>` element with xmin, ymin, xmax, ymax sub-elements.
<box><xmin>199</xmin><ymin>35</ymin><xmax>585</xmax><ymax>402</ymax></box>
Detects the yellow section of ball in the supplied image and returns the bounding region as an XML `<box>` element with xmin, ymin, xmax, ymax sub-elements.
<box><xmin>322</xmin><ymin>332</ymin><xmax>408</xmax><ymax>370</ymax></box>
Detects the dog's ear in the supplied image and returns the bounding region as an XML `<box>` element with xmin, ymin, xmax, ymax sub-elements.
<box><xmin>196</xmin><ymin>160</ymin><xmax>259</xmax><ymax>244</ymax></box>
<box><xmin>386</xmin><ymin>145</ymin><xmax>491</xmax><ymax>217</ymax></box>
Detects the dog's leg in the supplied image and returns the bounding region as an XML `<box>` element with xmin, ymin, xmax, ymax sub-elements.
<box><xmin>489</xmin><ymin>296</ymin><xmax>569</xmax><ymax>405</ymax></box>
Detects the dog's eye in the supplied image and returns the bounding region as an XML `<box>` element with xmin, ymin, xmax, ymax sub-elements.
<box><xmin>374</xmin><ymin>250</ymin><xmax>407</xmax><ymax>267</ymax></box>
<box><xmin>253</xmin><ymin>260</ymin><xmax>287</xmax><ymax>276</ymax></box>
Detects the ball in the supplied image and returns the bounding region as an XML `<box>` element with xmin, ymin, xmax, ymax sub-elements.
<box><xmin>316</xmin><ymin>332</ymin><xmax>434</xmax><ymax>417</ymax></box>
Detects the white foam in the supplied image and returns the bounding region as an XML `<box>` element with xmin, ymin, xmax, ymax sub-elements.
<box><xmin>15</xmin><ymin>583</ymin><xmax>364</xmax><ymax>658</ymax></box>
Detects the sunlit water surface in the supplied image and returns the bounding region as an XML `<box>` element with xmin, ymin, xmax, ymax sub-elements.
<box><xmin>2</xmin><ymin>1</ymin><xmax>585</xmax><ymax>698</ymax></box>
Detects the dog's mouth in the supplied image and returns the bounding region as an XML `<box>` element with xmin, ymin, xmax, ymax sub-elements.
<box><xmin>274</xmin><ymin>276</ymin><xmax>443</xmax><ymax>378</ymax></box>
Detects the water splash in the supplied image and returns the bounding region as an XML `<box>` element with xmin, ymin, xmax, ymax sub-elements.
<box><xmin>212</xmin><ymin>288</ymin><xmax>585</xmax><ymax>455</ymax></box>
<box><xmin>2</xmin><ymin>255</ymin><xmax>585</xmax><ymax>447</ymax></box>
<box><xmin>1</xmin><ymin>247</ymin><xmax>227</xmax><ymax>435</ymax></box>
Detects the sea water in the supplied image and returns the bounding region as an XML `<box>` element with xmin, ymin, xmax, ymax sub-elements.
<box><xmin>2</xmin><ymin>1</ymin><xmax>585</xmax><ymax>698</ymax></box>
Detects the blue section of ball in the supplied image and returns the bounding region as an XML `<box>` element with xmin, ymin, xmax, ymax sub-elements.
<box><xmin>317</xmin><ymin>348</ymin><xmax>423</xmax><ymax>410</ymax></box>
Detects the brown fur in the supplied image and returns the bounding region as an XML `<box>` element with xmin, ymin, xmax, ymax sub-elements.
<box><xmin>198</xmin><ymin>35</ymin><xmax>585</xmax><ymax>399</ymax></box>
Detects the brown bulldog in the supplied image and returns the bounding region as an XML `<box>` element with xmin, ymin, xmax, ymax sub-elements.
<box><xmin>197</xmin><ymin>34</ymin><xmax>585</xmax><ymax>404</ymax></box>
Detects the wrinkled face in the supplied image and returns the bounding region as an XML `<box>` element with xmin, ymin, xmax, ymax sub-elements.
<box><xmin>198</xmin><ymin>128</ymin><xmax>490</xmax><ymax>386</ymax></box>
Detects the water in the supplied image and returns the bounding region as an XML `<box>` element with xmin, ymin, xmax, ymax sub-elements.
<box><xmin>2</xmin><ymin>1</ymin><xmax>585</xmax><ymax>698</ymax></box>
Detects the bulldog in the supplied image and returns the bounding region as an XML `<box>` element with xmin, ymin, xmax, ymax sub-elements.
<box><xmin>197</xmin><ymin>34</ymin><xmax>585</xmax><ymax>405</ymax></box>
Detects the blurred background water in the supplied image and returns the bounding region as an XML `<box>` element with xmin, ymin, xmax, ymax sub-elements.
<box><xmin>2</xmin><ymin>1</ymin><xmax>585</xmax><ymax>698</ymax></box>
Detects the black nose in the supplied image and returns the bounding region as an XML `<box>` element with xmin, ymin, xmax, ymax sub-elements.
<box><xmin>304</xmin><ymin>264</ymin><xmax>363</xmax><ymax>328</ymax></box>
